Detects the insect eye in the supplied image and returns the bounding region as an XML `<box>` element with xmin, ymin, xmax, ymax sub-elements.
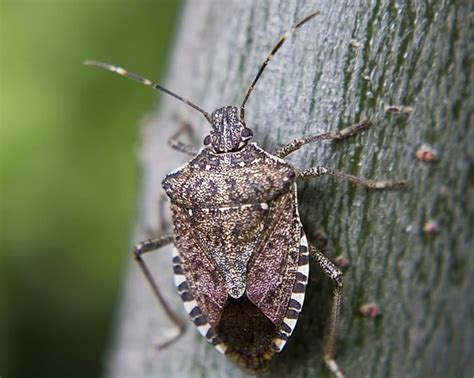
<box><xmin>241</xmin><ymin>128</ymin><xmax>253</xmax><ymax>138</ymax></box>
<box><xmin>203</xmin><ymin>135</ymin><xmax>212</xmax><ymax>145</ymax></box>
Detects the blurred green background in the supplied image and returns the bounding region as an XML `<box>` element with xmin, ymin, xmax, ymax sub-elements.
<box><xmin>1</xmin><ymin>1</ymin><xmax>181</xmax><ymax>377</ymax></box>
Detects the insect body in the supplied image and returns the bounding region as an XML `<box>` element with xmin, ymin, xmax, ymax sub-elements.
<box><xmin>163</xmin><ymin>109</ymin><xmax>306</xmax><ymax>369</ymax></box>
<box><xmin>86</xmin><ymin>11</ymin><xmax>406</xmax><ymax>377</ymax></box>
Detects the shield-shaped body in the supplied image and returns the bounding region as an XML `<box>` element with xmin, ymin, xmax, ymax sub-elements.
<box><xmin>162</xmin><ymin>142</ymin><xmax>310</xmax><ymax>371</ymax></box>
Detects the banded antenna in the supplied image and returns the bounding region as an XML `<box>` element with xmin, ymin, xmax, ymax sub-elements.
<box><xmin>240</xmin><ymin>11</ymin><xmax>320</xmax><ymax>121</ymax></box>
<box><xmin>84</xmin><ymin>60</ymin><xmax>212</xmax><ymax>123</ymax></box>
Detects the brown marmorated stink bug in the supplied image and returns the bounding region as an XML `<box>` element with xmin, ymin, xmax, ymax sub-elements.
<box><xmin>86</xmin><ymin>11</ymin><xmax>407</xmax><ymax>378</ymax></box>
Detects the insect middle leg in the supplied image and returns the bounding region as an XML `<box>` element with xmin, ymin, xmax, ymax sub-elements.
<box><xmin>133</xmin><ymin>234</ymin><xmax>187</xmax><ymax>349</ymax></box>
<box><xmin>298</xmin><ymin>166</ymin><xmax>407</xmax><ymax>189</ymax></box>
<box><xmin>168</xmin><ymin>121</ymin><xmax>198</xmax><ymax>155</ymax></box>
<box><xmin>310</xmin><ymin>246</ymin><xmax>345</xmax><ymax>378</ymax></box>
<box><xmin>275</xmin><ymin>119</ymin><xmax>372</xmax><ymax>158</ymax></box>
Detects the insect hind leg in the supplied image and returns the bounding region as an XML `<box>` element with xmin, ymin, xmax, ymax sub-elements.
<box><xmin>133</xmin><ymin>234</ymin><xmax>186</xmax><ymax>349</ymax></box>
<box><xmin>310</xmin><ymin>246</ymin><xmax>345</xmax><ymax>378</ymax></box>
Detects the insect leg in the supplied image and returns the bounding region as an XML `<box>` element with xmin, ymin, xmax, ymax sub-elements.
<box><xmin>298</xmin><ymin>166</ymin><xmax>408</xmax><ymax>189</ymax></box>
<box><xmin>168</xmin><ymin>121</ymin><xmax>198</xmax><ymax>156</ymax></box>
<box><xmin>275</xmin><ymin>119</ymin><xmax>372</xmax><ymax>158</ymax></box>
<box><xmin>310</xmin><ymin>246</ymin><xmax>345</xmax><ymax>378</ymax></box>
<box><xmin>133</xmin><ymin>234</ymin><xmax>187</xmax><ymax>349</ymax></box>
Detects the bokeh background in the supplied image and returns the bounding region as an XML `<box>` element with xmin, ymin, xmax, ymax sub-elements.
<box><xmin>1</xmin><ymin>1</ymin><xmax>182</xmax><ymax>377</ymax></box>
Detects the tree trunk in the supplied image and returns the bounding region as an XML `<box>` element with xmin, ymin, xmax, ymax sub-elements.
<box><xmin>105</xmin><ymin>1</ymin><xmax>472</xmax><ymax>377</ymax></box>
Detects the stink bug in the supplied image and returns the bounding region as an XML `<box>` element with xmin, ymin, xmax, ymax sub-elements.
<box><xmin>86</xmin><ymin>11</ymin><xmax>407</xmax><ymax>377</ymax></box>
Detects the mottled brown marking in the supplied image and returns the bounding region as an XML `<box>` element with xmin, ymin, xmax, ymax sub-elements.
<box><xmin>166</xmin><ymin>143</ymin><xmax>301</xmax><ymax>327</ymax></box>
<box><xmin>246</xmin><ymin>191</ymin><xmax>301</xmax><ymax>325</ymax></box>
<box><xmin>171</xmin><ymin>204</ymin><xmax>228</xmax><ymax>326</ymax></box>
<box><xmin>163</xmin><ymin>144</ymin><xmax>295</xmax><ymax>207</ymax></box>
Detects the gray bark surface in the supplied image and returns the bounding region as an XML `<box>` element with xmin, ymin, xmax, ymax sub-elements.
<box><xmin>106</xmin><ymin>1</ymin><xmax>473</xmax><ymax>377</ymax></box>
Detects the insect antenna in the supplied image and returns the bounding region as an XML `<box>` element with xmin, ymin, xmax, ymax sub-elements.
<box><xmin>240</xmin><ymin>11</ymin><xmax>320</xmax><ymax>121</ymax></box>
<box><xmin>84</xmin><ymin>60</ymin><xmax>212</xmax><ymax>123</ymax></box>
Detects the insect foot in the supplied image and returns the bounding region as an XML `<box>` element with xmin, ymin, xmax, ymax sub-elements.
<box><xmin>87</xmin><ymin>9</ymin><xmax>407</xmax><ymax>378</ymax></box>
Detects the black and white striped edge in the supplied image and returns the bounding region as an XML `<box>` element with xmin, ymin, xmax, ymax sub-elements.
<box><xmin>172</xmin><ymin>248</ymin><xmax>227</xmax><ymax>353</ymax></box>
<box><xmin>272</xmin><ymin>228</ymin><xmax>309</xmax><ymax>352</ymax></box>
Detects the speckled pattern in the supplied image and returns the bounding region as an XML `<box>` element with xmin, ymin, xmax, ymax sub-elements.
<box><xmin>163</xmin><ymin>141</ymin><xmax>306</xmax><ymax>363</ymax></box>
<box><xmin>246</xmin><ymin>190</ymin><xmax>301</xmax><ymax>325</ymax></box>
<box><xmin>163</xmin><ymin>143</ymin><xmax>295</xmax><ymax>207</ymax></box>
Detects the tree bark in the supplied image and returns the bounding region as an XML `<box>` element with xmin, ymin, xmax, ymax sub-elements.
<box><xmin>106</xmin><ymin>1</ymin><xmax>472</xmax><ymax>377</ymax></box>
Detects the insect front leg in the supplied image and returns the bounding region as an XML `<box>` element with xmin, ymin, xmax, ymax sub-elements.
<box><xmin>133</xmin><ymin>234</ymin><xmax>187</xmax><ymax>349</ymax></box>
<box><xmin>168</xmin><ymin>120</ymin><xmax>198</xmax><ymax>155</ymax></box>
<box><xmin>310</xmin><ymin>246</ymin><xmax>345</xmax><ymax>378</ymax></box>
<box><xmin>275</xmin><ymin>119</ymin><xmax>372</xmax><ymax>158</ymax></box>
<box><xmin>298</xmin><ymin>166</ymin><xmax>407</xmax><ymax>189</ymax></box>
